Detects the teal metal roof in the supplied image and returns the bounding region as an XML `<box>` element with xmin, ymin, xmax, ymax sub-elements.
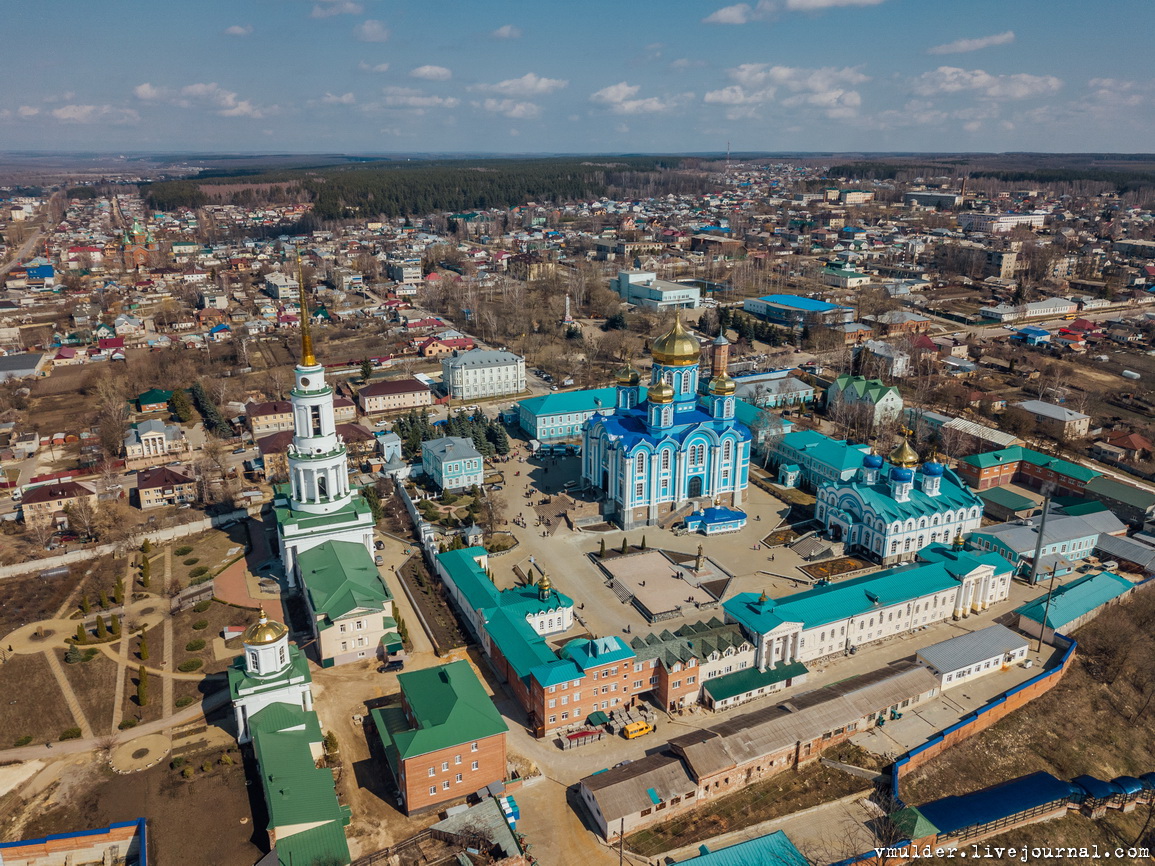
<box><xmin>559</xmin><ymin>636</ymin><xmax>636</xmax><ymax>670</ymax></box>
<box><xmin>827</xmin><ymin>466</ymin><xmax>981</xmax><ymax>523</ymax></box>
<box><xmin>1015</xmin><ymin>571</ymin><xmax>1133</xmax><ymax>629</ymax></box>
<box><xmin>298</xmin><ymin>540</ymin><xmax>392</xmax><ymax>624</ymax></box>
<box><xmin>978</xmin><ymin>486</ymin><xmax>1037</xmax><ymax>512</ymax></box>
<box><xmin>960</xmin><ymin>446</ymin><xmax>1100</xmax><ymax>483</ymax></box>
<box><xmin>517</xmin><ymin>386</ymin><xmax>619</xmax><ymax>418</ymax></box>
<box><xmin>702</xmin><ymin>661</ymin><xmax>808</xmax><ymax>702</ymax></box>
<box><xmin>725</xmin><ymin>546</ymin><xmax>1004</xmax><ymax>633</ymax></box>
<box><xmin>674</xmin><ymin>830</ymin><xmax>808</xmax><ymax>866</ymax></box>
<box><xmin>780</xmin><ymin>429</ymin><xmax>870</xmax><ymax>473</ymax></box>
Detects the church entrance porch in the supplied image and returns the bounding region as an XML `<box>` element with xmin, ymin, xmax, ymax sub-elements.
<box><xmin>688</xmin><ymin>476</ymin><xmax>703</xmax><ymax>499</ymax></box>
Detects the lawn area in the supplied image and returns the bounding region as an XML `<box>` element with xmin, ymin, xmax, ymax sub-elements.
<box><xmin>0</xmin><ymin>570</ymin><xmax>76</xmax><ymax>636</ymax></box>
<box><xmin>172</xmin><ymin>601</ymin><xmax>255</xmax><ymax>676</ymax></box>
<box><xmin>903</xmin><ymin>589</ymin><xmax>1155</xmax><ymax>810</ymax></box>
<box><xmin>58</xmin><ymin>647</ymin><xmax>121</xmax><ymax>736</ymax></box>
<box><xmin>624</xmin><ymin>762</ymin><xmax>871</xmax><ymax>858</ymax></box>
<box><xmin>0</xmin><ymin>654</ymin><xmax>77</xmax><ymax>745</ymax></box>
<box><xmin>416</xmin><ymin>492</ymin><xmax>482</xmax><ymax>528</ymax></box>
<box><xmin>72</xmin><ymin>554</ymin><xmax>130</xmax><ymax>616</ymax></box>
<box><xmin>799</xmin><ymin>555</ymin><xmax>872</xmax><ymax>581</ymax></box>
<box><xmin>170</xmin><ymin>525</ymin><xmax>249</xmax><ymax>591</ymax></box>
<box><xmin>175</xmin><ymin>674</ymin><xmax>229</xmax><ymax>711</ymax></box>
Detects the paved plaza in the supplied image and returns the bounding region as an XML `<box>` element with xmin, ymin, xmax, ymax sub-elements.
<box><xmin>597</xmin><ymin>549</ymin><xmax>726</xmax><ymax>622</ymax></box>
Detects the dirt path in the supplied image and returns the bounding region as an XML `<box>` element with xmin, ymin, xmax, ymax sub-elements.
<box><xmin>42</xmin><ymin>650</ymin><xmax>93</xmax><ymax>740</ymax></box>
<box><xmin>162</xmin><ymin>547</ymin><xmax>174</xmax><ymax>718</ymax></box>
<box><xmin>109</xmin><ymin>635</ymin><xmax>129</xmax><ymax>732</ymax></box>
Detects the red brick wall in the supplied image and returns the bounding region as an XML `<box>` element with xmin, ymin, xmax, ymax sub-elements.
<box><xmin>401</xmin><ymin>732</ymin><xmax>507</xmax><ymax>814</ymax></box>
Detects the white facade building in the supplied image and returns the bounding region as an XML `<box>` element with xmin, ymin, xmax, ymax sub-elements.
<box><xmin>441</xmin><ymin>349</ymin><xmax>526</xmax><ymax>400</ymax></box>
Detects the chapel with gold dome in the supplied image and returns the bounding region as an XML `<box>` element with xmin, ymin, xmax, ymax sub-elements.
<box><xmin>228</xmin><ymin>607</ymin><xmax>315</xmax><ymax>743</ymax></box>
<box><xmin>582</xmin><ymin>313</ymin><xmax>751</xmax><ymax>530</ymax></box>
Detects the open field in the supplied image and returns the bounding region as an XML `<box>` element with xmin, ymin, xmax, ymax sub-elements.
<box><xmin>0</xmin><ymin>654</ymin><xmax>76</xmax><ymax>745</ymax></box>
<box><xmin>0</xmin><ymin>570</ymin><xmax>75</xmax><ymax>635</ymax></box>
<box><xmin>57</xmin><ymin>648</ymin><xmax>120</xmax><ymax>735</ymax></box>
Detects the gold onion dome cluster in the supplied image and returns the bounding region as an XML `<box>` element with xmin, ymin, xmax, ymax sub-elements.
<box><xmin>243</xmin><ymin>609</ymin><xmax>288</xmax><ymax>645</ymax></box>
<box><xmin>888</xmin><ymin>438</ymin><xmax>921</xmax><ymax>469</ymax></box>
<box><xmin>709</xmin><ymin>372</ymin><xmax>737</xmax><ymax>396</ymax></box>
<box><xmin>650</xmin><ymin>314</ymin><xmax>701</xmax><ymax>366</ymax></box>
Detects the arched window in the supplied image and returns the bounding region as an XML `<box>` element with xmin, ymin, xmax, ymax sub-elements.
<box><xmin>662</xmin><ymin>407</ymin><xmax>673</xmax><ymax>426</ymax></box>
<box><xmin>635</xmin><ymin>453</ymin><xmax>646</xmax><ymax>474</ymax></box>
<box><xmin>661</xmin><ymin>450</ymin><xmax>671</xmax><ymax>471</ymax></box>
<box><xmin>723</xmin><ymin>440</ymin><xmax>732</xmax><ymax>462</ymax></box>
<box><xmin>317</xmin><ymin>474</ymin><xmax>328</xmax><ymax>499</ymax></box>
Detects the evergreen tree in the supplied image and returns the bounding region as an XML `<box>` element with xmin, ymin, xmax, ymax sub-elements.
<box><xmin>96</xmin><ymin>616</ymin><xmax>108</xmax><ymax>640</ymax></box>
<box><xmin>487</xmin><ymin>422</ymin><xmax>511</xmax><ymax>456</ymax></box>
<box><xmin>138</xmin><ymin>630</ymin><xmax>149</xmax><ymax>661</ymax></box>
<box><xmin>75</xmin><ymin>623</ymin><xmax>87</xmax><ymax>645</ymax></box>
<box><xmin>141</xmin><ymin>538</ymin><xmax>152</xmax><ymax>554</ymax></box>
<box><xmin>113</xmin><ymin>577</ymin><xmax>125</xmax><ymax>606</ymax></box>
<box><xmin>99</xmin><ymin>590</ymin><xmax>109</xmax><ymax>609</ymax></box>
<box><xmin>139</xmin><ymin>556</ymin><xmax>151</xmax><ymax>588</ymax></box>
<box><xmin>170</xmin><ymin>389</ymin><xmax>194</xmax><ymax>423</ymax></box>
<box><xmin>64</xmin><ymin>644</ymin><xmax>82</xmax><ymax>664</ymax></box>
<box><xmin>110</xmin><ymin>614</ymin><xmax>121</xmax><ymax>636</ymax></box>
<box><xmin>137</xmin><ymin>665</ymin><xmax>149</xmax><ymax>707</ymax></box>
<box><xmin>640</xmin><ymin>534</ymin><xmax>647</xmax><ymax>550</ymax></box>
<box><xmin>79</xmin><ymin>595</ymin><xmax>90</xmax><ymax>615</ymax></box>
<box><xmin>620</xmin><ymin>538</ymin><xmax>629</xmax><ymax>554</ymax></box>
<box><xmin>359</xmin><ymin>358</ymin><xmax>374</xmax><ymax>381</ymax></box>
<box><xmin>599</xmin><ymin>538</ymin><xmax>606</xmax><ymax>558</ymax></box>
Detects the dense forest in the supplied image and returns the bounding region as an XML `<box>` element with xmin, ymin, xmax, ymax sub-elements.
<box><xmin>142</xmin><ymin>156</ymin><xmax>698</xmax><ymax>219</ymax></box>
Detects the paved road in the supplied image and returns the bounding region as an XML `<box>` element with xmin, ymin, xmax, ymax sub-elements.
<box><xmin>0</xmin><ymin>226</ymin><xmax>43</xmax><ymax>277</ymax></box>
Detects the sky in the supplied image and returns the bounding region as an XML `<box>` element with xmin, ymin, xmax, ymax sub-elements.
<box><xmin>3</xmin><ymin>0</ymin><xmax>1154</xmax><ymax>155</ymax></box>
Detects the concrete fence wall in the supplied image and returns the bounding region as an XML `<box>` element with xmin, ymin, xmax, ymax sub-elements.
<box><xmin>0</xmin><ymin>507</ymin><xmax>251</xmax><ymax>582</ymax></box>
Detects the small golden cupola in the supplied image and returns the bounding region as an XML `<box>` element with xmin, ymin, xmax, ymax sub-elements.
<box><xmin>888</xmin><ymin>437</ymin><xmax>920</xmax><ymax>469</ymax></box>
<box><xmin>647</xmin><ymin>379</ymin><xmax>675</xmax><ymax>404</ymax></box>
<box><xmin>242</xmin><ymin>608</ymin><xmax>288</xmax><ymax>645</ymax></box>
<box><xmin>708</xmin><ymin>371</ymin><xmax>737</xmax><ymax>396</ymax></box>
<box><xmin>614</xmin><ymin>360</ymin><xmax>641</xmax><ymax>386</ymax></box>
<box><xmin>650</xmin><ymin>312</ymin><xmax>701</xmax><ymax>367</ymax></box>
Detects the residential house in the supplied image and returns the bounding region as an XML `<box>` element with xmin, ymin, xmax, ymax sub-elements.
<box><xmin>0</xmin><ymin>353</ymin><xmax>47</xmax><ymax>381</ymax></box>
<box><xmin>135</xmin><ymin>389</ymin><xmax>172</xmax><ymax>414</ymax></box>
<box><xmin>247</xmin><ymin>401</ymin><xmax>294</xmax><ymax>436</ymax></box>
<box><xmin>825</xmin><ymin>374</ymin><xmax>904</xmax><ymax>426</ymax></box>
<box><xmin>371</xmin><ymin>660</ymin><xmax>508</xmax><ymax>815</ymax></box>
<box><xmin>357</xmin><ymin>378</ymin><xmax>433</xmax><ymax>416</ymax></box>
<box><xmin>857</xmin><ymin>339</ymin><xmax>911</xmax><ymax>378</ymax></box>
<box><xmin>21</xmin><ymin>481</ymin><xmax>98</xmax><ymax>529</ymax></box>
<box><xmin>1012</xmin><ymin>400</ymin><xmax>1091</xmax><ymax>440</ymax></box>
<box><xmin>864</xmin><ymin>310</ymin><xmax>932</xmax><ymax>336</ymax></box>
<box><xmin>264</xmin><ymin>273</ymin><xmax>298</xmax><ymax>299</ymax></box>
<box><xmin>136</xmin><ymin>464</ymin><xmax>197</xmax><ymax>509</ymax></box>
<box><xmin>422</xmin><ymin>437</ymin><xmax>484</xmax><ymax>492</ymax></box>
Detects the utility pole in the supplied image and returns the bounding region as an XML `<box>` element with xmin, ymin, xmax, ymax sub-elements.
<box><xmin>1025</xmin><ymin>489</ymin><xmax>1052</xmax><ymax>587</ymax></box>
<box><xmin>619</xmin><ymin>817</ymin><xmax>625</xmax><ymax>866</ymax></box>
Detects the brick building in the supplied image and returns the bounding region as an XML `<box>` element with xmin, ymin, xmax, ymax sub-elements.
<box><xmin>136</xmin><ymin>465</ymin><xmax>197</xmax><ymax>509</ymax></box>
<box><xmin>21</xmin><ymin>480</ymin><xmax>98</xmax><ymax>529</ymax></box>
<box><xmin>357</xmin><ymin>378</ymin><xmax>432</xmax><ymax>416</ymax></box>
<box><xmin>957</xmin><ymin>446</ymin><xmax>1100</xmax><ymax>494</ymax></box>
<box><xmin>371</xmin><ymin>660</ymin><xmax>507</xmax><ymax>814</ymax></box>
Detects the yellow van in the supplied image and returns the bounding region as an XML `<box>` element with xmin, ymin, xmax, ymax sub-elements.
<box><xmin>623</xmin><ymin>720</ymin><xmax>654</xmax><ymax>739</ymax></box>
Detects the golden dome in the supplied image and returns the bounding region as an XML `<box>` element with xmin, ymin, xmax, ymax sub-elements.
<box><xmin>243</xmin><ymin>609</ymin><xmax>288</xmax><ymax>645</ymax></box>
<box><xmin>651</xmin><ymin>313</ymin><xmax>701</xmax><ymax>367</ymax></box>
<box><xmin>614</xmin><ymin>361</ymin><xmax>641</xmax><ymax>386</ymax></box>
<box><xmin>647</xmin><ymin>380</ymin><xmax>675</xmax><ymax>404</ymax></box>
<box><xmin>709</xmin><ymin>373</ymin><xmax>737</xmax><ymax>396</ymax></box>
<box><xmin>888</xmin><ymin>437</ymin><xmax>920</xmax><ymax>469</ymax></box>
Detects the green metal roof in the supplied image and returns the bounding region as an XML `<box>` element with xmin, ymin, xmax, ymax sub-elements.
<box><xmin>135</xmin><ymin>388</ymin><xmax>172</xmax><ymax>406</ymax></box>
<box><xmin>677</xmin><ymin>830</ymin><xmax>809</xmax><ymax>866</ymax></box>
<box><xmin>275</xmin><ymin>496</ymin><xmax>373</xmax><ymax>533</ymax></box>
<box><xmin>960</xmin><ymin>446</ymin><xmax>1100</xmax><ymax>484</ymax></box>
<box><xmin>227</xmin><ymin>645</ymin><xmax>311</xmax><ymax>701</ymax></box>
<box><xmin>275</xmin><ymin>822</ymin><xmax>352</xmax><ymax>866</ymax></box>
<box><xmin>702</xmin><ymin>661</ymin><xmax>808</xmax><ymax>702</ymax></box>
<box><xmin>1085</xmin><ymin>475</ymin><xmax>1155</xmax><ymax>509</ymax></box>
<box><xmin>1015</xmin><ymin>571</ymin><xmax>1133</xmax><ymax>629</ymax></box>
<box><xmin>298</xmin><ymin>540</ymin><xmax>392</xmax><ymax>624</ymax></box>
<box><xmin>248</xmin><ymin>703</ymin><xmax>350</xmax><ymax>865</ymax></box>
<box><xmin>383</xmin><ymin>660</ymin><xmax>508</xmax><ymax>761</ymax></box>
<box><xmin>978</xmin><ymin>486</ymin><xmax>1037</xmax><ymax>513</ymax></box>
<box><xmin>889</xmin><ymin>806</ymin><xmax>940</xmax><ymax>841</ymax></box>
<box><xmin>559</xmin><ymin>636</ymin><xmax>635</xmax><ymax>670</ymax></box>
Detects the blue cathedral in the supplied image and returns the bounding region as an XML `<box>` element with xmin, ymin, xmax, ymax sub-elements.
<box><xmin>582</xmin><ymin>315</ymin><xmax>752</xmax><ymax>531</ymax></box>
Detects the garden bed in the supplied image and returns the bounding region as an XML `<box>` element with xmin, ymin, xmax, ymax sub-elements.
<box><xmin>799</xmin><ymin>556</ymin><xmax>873</xmax><ymax>581</ymax></box>
<box><xmin>397</xmin><ymin>558</ymin><xmax>470</xmax><ymax>655</ymax></box>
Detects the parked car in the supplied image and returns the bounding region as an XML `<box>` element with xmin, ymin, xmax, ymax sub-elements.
<box><xmin>374</xmin><ymin>539</ymin><xmax>385</xmax><ymax>550</ymax></box>
<box><xmin>374</xmin><ymin>554</ymin><xmax>384</xmax><ymax>566</ymax></box>
<box><xmin>379</xmin><ymin>660</ymin><xmax>404</xmax><ymax>673</ymax></box>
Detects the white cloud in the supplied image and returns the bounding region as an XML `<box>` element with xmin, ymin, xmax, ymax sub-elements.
<box><xmin>928</xmin><ymin>31</ymin><xmax>1015</xmax><ymax>55</ymax></box>
<box><xmin>410</xmin><ymin>65</ymin><xmax>452</xmax><ymax>81</ymax></box>
<box><xmin>312</xmin><ymin>1</ymin><xmax>363</xmax><ymax>17</ymax></box>
<box><xmin>477</xmin><ymin>98</ymin><xmax>541</xmax><ymax>119</ymax></box>
<box><xmin>178</xmin><ymin>82</ymin><xmax>273</xmax><ymax>118</ymax></box>
<box><xmin>355</xmin><ymin>20</ymin><xmax>390</xmax><ymax>42</ymax></box>
<box><xmin>469</xmin><ymin>73</ymin><xmax>568</xmax><ymax>97</ymax></box>
<box><xmin>224</xmin><ymin>24</ymin><xmax>253</xmax><ymax>36</ymax></box>
<box><xmin>133</xmin><ymin>82</ymin><xmax>167</xmax><ymax>101</ymax></box>
<box><xmin>381</xmin><ymin>86</ymin><xmax>459</xmax><ymax>109</ymax></box>
<box><xmin>670</xmin><ymin>58</ymin><xmax>707</xmax><ymax>70</ymax></box>
<box><xmin>492</xmin><ymin>24</ymin><xmax>522</xmax><ymax>39</ymax></box>
<box><xmin>913</xmin><ymin>66</ymin><xmax>1062</xmax><ymax>100</ymax></box>
<box><xmin>51</xmin><ymin>104</ymin><xmax>139</xmax><ymax>124</ymax></box>
<box><xmin>707</xmin><ymin>64</ymin><xmax>868</xmax><ymax>117</ymax></box>
<box><xmin>703</xmin><ymin>1</ymin><xmax>776</xmax><ymax>24</ymax></box>
<box><xmin>358</xmin><ymin>61</ymin><xmax>390</xmax><ymax>73</ymax></box>
<box><xmin>17</xmin><ymin>106</ymin><xmax>39</xmax><ymax>117</ymax></box>
<box><xmin>590</xmin><ymin>81</ymin><xmax>686</xmax><ymax>114</ymax></box>
<box><xmin>785</xmin><ymin>0</ymin><xmax>887</xmax><ymax>8</ymax></box>
<box><xmin>322</xmin><ymin>92</ymin><xmax>356</xmax><ymax>105</ymax></box>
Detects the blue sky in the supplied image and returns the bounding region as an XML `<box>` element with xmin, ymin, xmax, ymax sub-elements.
<box><xmin>4</xmin><ymin>0</ymin><xmax>1154</xmax><ymax>154</ymax></box>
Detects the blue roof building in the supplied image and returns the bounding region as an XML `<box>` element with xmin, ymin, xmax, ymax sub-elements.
<box><xmin>742</xmin><ymin>293</ymin><xmax>855</xmax><ymax>326</ymax></box>
<box><xmin>1015</xmin><ymin>570</ymin><xmax>1133</xmax><ymax>639</ymax></box>
<box><xmin>582</xmin><ymin>317</ymin><xmax>751</xmax><ymax>531</ymax></box>
<box><xmin>674</xmin><ymin>830</ymin><xmax>808</xmax><ymax>865</ymax></box>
